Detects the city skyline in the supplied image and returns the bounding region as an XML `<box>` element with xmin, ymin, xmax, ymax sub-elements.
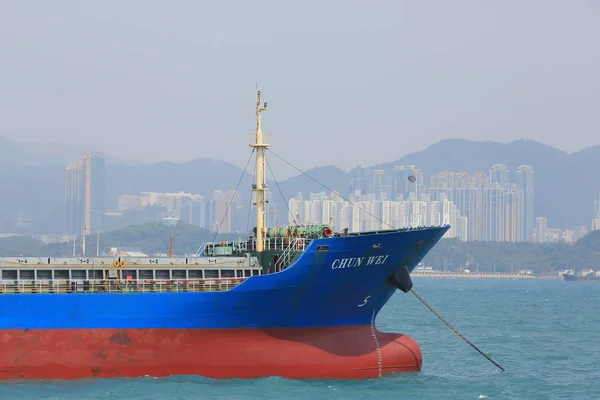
<box><xmin>6</xmin><ymin>152</ymin><xmax>590</xmax><ymax>245</ymax></box>
<box><xmin>4</xmin><ymin>131</ymin><xmax>600</xmax><ymax>237</ymax></box>
<box><xmin>98</xmin><ymin>160</ymin><xmax>597</xmax><ymax>246</ymax></box>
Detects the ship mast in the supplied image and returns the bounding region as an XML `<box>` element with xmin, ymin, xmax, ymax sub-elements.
<box><xmin>250</xmin><ymin>90</ymin><xmax>269</xmax><ymax>252</ymax></box>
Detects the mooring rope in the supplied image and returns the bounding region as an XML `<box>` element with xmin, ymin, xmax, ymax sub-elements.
<box><xmin>411</xmin><ymin>289</ymin><xmax>505</xmax><ymax>372</ymax></box>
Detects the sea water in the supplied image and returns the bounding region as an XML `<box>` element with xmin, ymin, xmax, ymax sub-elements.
<box><xmin>1</xmin><ymin>279</ymin><xmax>599</xmax><ymax>399</ymax></box>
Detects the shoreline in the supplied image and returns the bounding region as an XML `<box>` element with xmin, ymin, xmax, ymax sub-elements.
<box><xmin>411</xmin><ymin>272</ymin><xmax>561</xmax><ymax>280</ymax></box>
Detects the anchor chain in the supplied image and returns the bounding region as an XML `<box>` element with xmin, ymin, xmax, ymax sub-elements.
<box><xmin>411</xmin><ymin>289</ymin><xmax>505</xmax><ymax>372</ymax></box>
<box><xmin>370</xmin><ymin>310</ymin><xmax>383</xmax><ymax>377</ymax></box>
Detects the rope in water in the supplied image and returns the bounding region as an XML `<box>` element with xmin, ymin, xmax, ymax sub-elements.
<box><xmin>411</xmin><ymin>289</ymin><xmax>505</xmax><ymax>372</ymax></box>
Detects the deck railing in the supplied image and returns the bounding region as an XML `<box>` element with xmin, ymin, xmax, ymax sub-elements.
<box><xmin>274</xmin><ymin>238</ymin><xmax>305</xmax><ymax>271</ymax></box>
<box><xmin>0</xmin><ymin>278</ymin><xmax>247</xmax><ymax>295</ymax></box>
<box><xmin>248</xmin><ymin>237</ymin><xmax>310</xmax><ymax>252</ymax></box>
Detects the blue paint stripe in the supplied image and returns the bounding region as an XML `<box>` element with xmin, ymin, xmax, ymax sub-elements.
<box><xmin>0</xmin><ymin>227</ymin><xmax>448</xmax><ymax>330</ymax></box>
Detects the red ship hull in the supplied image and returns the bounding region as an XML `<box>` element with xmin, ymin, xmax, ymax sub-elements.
<box><xmin>0</xmin><ymin>326</ymin><xmax>422</xmax><ymax>380</ymax></box>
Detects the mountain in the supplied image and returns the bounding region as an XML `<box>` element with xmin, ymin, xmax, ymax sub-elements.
<box><xmin>0</xmin><ymin>134</ymin><xmax>92</xmax><ymax>166</ymax></box>
<box><xmin>0</xmin><ymin>135</ymin><xmax>30</xmax><ymax>164</ymax></box>
<box><xmin>276</xmin><ymin>166</ymin><xmax>349</xmax><ymax>200</ymax></box>
<box><xmin>0</xmin><ymin>163</ymin><xmax>65</xmax><ymax>232</ymax></box>
<box><xmin>373</xmin><ymin>139</ymin><xmax>569</xmax><ymax>174</ymax></box>
<box><xmin>1</xmin><ymin>135</ymin><xmax>600</xmax><ymax>233</ymax></box>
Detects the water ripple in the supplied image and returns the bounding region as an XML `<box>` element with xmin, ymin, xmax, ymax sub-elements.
<box><xmin>1</xmin><ymin>279</ymin><xmax>598</xmax><ymax>399</ymax></box>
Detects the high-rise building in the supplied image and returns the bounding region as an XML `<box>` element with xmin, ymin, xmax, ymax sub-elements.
<box><xmin>472</xmin><ymin>172</ymin><xmax>489</xmax><ymax>240</ymax></box>
<box><xmin>456</xmin><ymin>216</ymin><xmax>468</xmax><ymax>241</ymax></box>
<box><xmin>211</xmin><ymin>190</ymin><xmax>235</xmax><ymax>233</ymax></box>
<box><xmin>483</xmin><ymin>183</ymin><xmax>506</xmax><ymax>242</ymax></box>
<box><xmin>455</xmin><ymin>187</ymin><xmax>479</xmax><ymax>241</ymax></box>
<box><xmin>64</xmin><ymin>152</ymin><xmax>105</xmax><ymax>235</ymax></box>
<box><xmin>429</xmin><ymin>171</ymin><xmax>455</xmax><ymax>203</ymax></box>
<box><xmin>391</xmin><ymin>165</ymin><xmax>421</xmax><ymax>201</ymax></box>
<box><xmin>490</xmin><ymin>164</ymin><xmax>510</xmax><ymax>185</ymax></box>
<box><xmin>65</xmin><ymin>162</ymin><xmax>84</xmax><ymax>234</ymax></box>
<box><xmin>368</xmin><ymin>170</ymin><xmax>392</xmax><ymax>200</ymax></box>
<box><xmin>409</xmin><ymin>168</ymin><xmax>424</xmax><ymax>201</ymax></box>
<box><xmin>440</xmin><ymin>197</ymin><xmax>459</xmax><ymax>238</ymax></box>
<box><xmin>592</xmin><ymin>193</ymin><xmax>600</xmax><ymax>231</ymax></box>
<box><xmin>179</xmin><ymin>195</ymin><xmax>206</xmax><ymax>228</ymax></box>
<box><xmin>504</xmin><ymin>184</ymin><xmax>524</xmax><ymax>242</ymax></box>
<box><xmin>351</xmin><ymin>162</ymin><xmax>369</xmax><ymax>195</ymax></box>
<box><xmin>536</xmin><ymin>217</ymin><xmax>548</xmax><ymax>243</ymax></box>
<box><xmin>517</xmin><ymin>165</ymin><xmax>535</xmax><ymax>242</ymax></box>
<box><xmin>82</xmin><ymin>152</ymin><xmax>105</xmax><ymax>234</ymax></box>
<box><xmin>140</xmin><ymin>191</ymin><xmax>208</xmax><ymax>228</ymax></box>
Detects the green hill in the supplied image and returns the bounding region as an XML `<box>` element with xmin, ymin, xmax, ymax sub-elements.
<box><xmin>2</xmin><ymin>221</ymin><xmax>600</xmax><ymax>274</ymax></box>
<box><xmin>0</xmin><ymin>221</ymin><xmax>238</xmax><ymax>257</ymax></box>
<box><xmin>422</xmin><ymin>229</ymin><xmax>600</xmax><ymax>273</ymax></box>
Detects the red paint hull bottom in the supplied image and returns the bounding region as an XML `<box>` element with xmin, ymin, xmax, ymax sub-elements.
<box><xmin>0</xmin><ymin>326</ymin><xmax>422</xmax><ymax>380</ymax></box>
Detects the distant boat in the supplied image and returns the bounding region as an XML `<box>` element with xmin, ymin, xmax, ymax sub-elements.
<box><xmin>562</xmin><ymin>271</ymin><xmax>600</xmax><ymax>282</ymax></box>
<box><xmin>0</xmin><ymin>91</ymin><xmax>449</xmax><ymax>380</ymax></box>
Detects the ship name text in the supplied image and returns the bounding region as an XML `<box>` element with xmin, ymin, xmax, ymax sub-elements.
<box><xmin>331</xmin><ymin>255</ymin><xmax>389</xmax><ymax>270</ymax></box>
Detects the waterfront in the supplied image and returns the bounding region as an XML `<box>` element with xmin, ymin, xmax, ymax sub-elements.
<box><xmin>411</xmin><ymin>272</ymin><xmax>546</xmax><ymax>279</ymax></box>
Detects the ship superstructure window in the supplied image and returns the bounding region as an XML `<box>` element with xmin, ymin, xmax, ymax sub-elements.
<box><xmin>172</xmin><ymin>270</ymin><xmax>186</xmax><ymax>279</ymax></box>
<box><xmin>71</xmin><ymin>270</ymin><xmax>86</xmax><ymax>280</ymax></box>
<box><xmin>19</xmin><ymin>270</ymin><xmax>34</xmax><ymax>280</ymax></box>
<box><xmin>189</xmin><ymin>270</ymin><xmax>203</xmax><ymax>279</ymax></box>
<box><xmin>139</xmin><ymin>270</ymin><xmax>153</xmax><ymax>279</ymax></box>
<box><xmin>156</xmin><ymin>270</ymin><xmax>170</xmax><ymax>280</ymax></box>
<box><xmin>37</xmin><ymin>270</ymin><xmax>52</xmax><ymax>280</ymax></box>
<box><xmin>2</xmin><ymin>270</ymin><xmax>17</xmax><ymax>280</ymax></box>
<box><xmin>54</xmin><ymin>270</ymin><xmax>69</xmax><ymax>280</ymax></box>
<box><xmin>221</xmin><ymin>270</ymin><xmax>235</xmax><ymax>278</ymax></box>
<box><xmin>123</xmin><ymin>270</ymin><xmax>137</xmax><ymax>279</ymax></box>
<box><xmin>205</xmin><ymin>270</ymin><xmax>219</xmax><ymax>279</ymax></box>
<box><xmin>88</xmin><ymin>270</ymin><xmax>104</xmax><ymax>279</ymax></box>
<box><xmin>244</xmin><ymin>270</ymin><xmax>251</xmax><ymax>277</ymax></box>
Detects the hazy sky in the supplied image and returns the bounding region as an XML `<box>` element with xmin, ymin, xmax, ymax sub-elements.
<box><xmin>1</xmin><ymin>1</ymin><xmax>598</xmax><ymax>174</ymax></box>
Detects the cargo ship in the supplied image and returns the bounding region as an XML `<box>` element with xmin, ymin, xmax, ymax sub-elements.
<box><xmin>562</xmin><ymin>269</ymin><xmax>600</xmax><ymax>282</ymax></box>
<box><xmin>0</xmin><ymin>91</ymin><xmax>449</xmax><ymax>380</ymax></box>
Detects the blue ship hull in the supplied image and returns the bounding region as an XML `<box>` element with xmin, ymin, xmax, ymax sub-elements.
<box><xmin>0</xmin><ymin>226</ymin><xmax>449</xmax><ymax>379</ymax></box>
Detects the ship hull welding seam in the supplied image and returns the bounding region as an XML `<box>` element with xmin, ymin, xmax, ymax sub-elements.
<box><xmin>0</xmin><ymin>227</ymin><xmax>448</xmax><ymax>380</ymax></box>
